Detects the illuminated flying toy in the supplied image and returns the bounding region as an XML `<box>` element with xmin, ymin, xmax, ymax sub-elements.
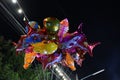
<box><xmin>13</xmin><ymin>17</ymin><xmax>100</xmax><ymax>71</ymax></box>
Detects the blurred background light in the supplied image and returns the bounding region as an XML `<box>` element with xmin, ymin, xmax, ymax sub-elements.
<box><xmin>17</xmin><ymin>8</ymin><xmax>23</xmax><ymax>14</ymax></box>
<box><xmin>12</xmin><ymin>0</ymin><xmax>17</xmax><ymax>4</ymax></box>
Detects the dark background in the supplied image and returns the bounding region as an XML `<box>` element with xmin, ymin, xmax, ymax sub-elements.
<box><xmin>0</xmin><ymin>0</ymin><xmax>120</xmax><ymax>80</ymax></box>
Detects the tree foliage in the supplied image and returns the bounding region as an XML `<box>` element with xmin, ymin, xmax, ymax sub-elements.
<box><xmin>0</xmin><ymin>36</ymin><xmax>51</xmax><ymax>80</ymax></box>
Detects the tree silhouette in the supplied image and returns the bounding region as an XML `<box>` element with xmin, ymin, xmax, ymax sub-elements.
<box><xmin>0</xmin><ymin>36</ymin><xmax>51</xmax><ymax>80</ymax></box>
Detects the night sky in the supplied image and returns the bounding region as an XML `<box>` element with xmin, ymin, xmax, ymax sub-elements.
<box><xmin>0</xmin><ymin>0</ymin><xmax>120</xmax><ymax>80</ymax></box>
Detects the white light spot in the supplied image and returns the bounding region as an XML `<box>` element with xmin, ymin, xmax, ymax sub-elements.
<box><xmin>18</xmin><ymin>9</ymin><xmax>23</xmax><ymax>14</ymax></box>
<box><xmin>59</xmin><ymin>72</ymin><xmax>63</xmax><ymax>76</ymax></box>
<box><xmin>12</xmin><ymin>0</ymin><xmax>17</xmax><ymax>4</ymax></box>
<box><xmin>62</xmin><ymin>76</ymin><xmax>67</xmax><ymax>80</ymax></box>
<box><xmin>53</xmin><ymin>64</ymin><xmax>57</xmax><ymax>68</ymax></box>
<box><xmin>55</xmin><ymin>68</ymin><xmax>59</xmax><ymax>71</ymax></box>
<box><xmin>23</xmin><ymin>17</ymin><xmax>26</xmax><ymax>21</ymax></box>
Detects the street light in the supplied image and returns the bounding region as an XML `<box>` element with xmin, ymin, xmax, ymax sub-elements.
<box><xmin>12</xmin><ymin>0</ymin><xmax>17</xmax><ymax>4</ymax></box>
<box><xmin>17</xmin><ymin>8</ymin><xmax>23</xmax><ymax>14</ymax></box>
